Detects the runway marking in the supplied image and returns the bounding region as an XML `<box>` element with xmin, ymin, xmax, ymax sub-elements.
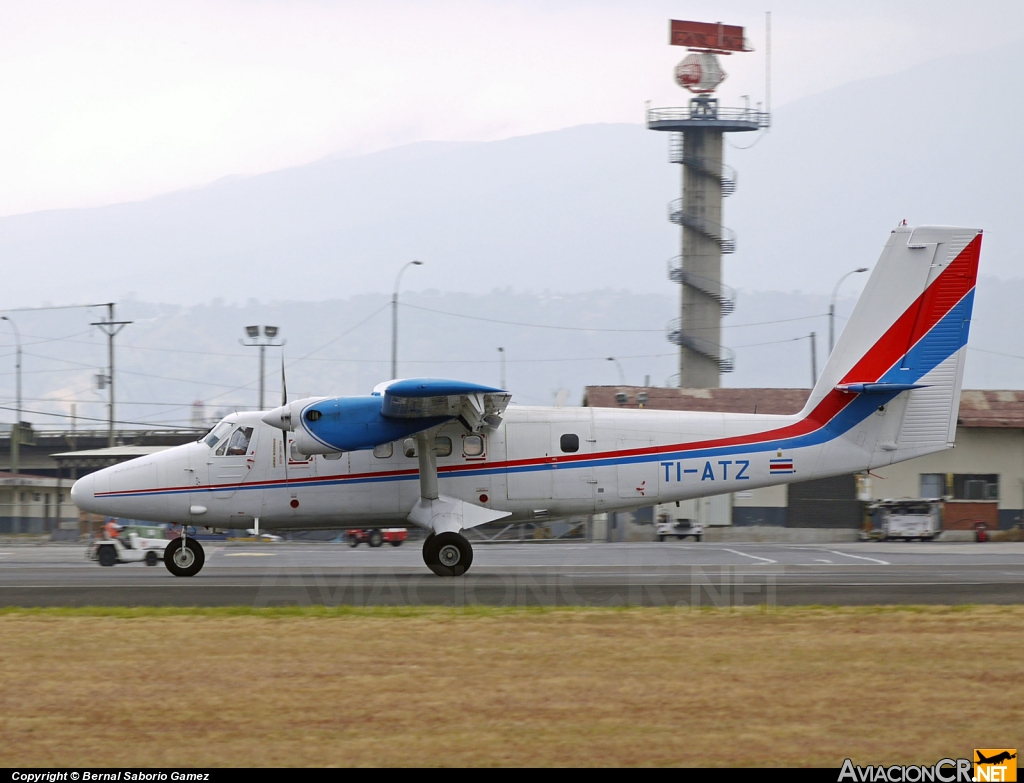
<box><xmin>223</xmin><ymin>553</ymin><xmax>277</xmax><ymax>557</ymax></box>
<box><xmin>815</xmin><ymin>559</ymin><xmax>834</xmax><ymax>564</ymax></box>
<box><xmin>722</xmin><ymin>548</ymin><xmax>778</xmax><ymax>564</ymax></box>
<box><xmin>825</xmin><ymin>550</ymin><xmax>890</xmax><ymax>565</ymax></box>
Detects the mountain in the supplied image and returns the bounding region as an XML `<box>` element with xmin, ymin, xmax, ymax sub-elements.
<box><xmin>2</xmin><ymin>41</ymin><xmax>1022</xmax><ymax>307</ymax></box>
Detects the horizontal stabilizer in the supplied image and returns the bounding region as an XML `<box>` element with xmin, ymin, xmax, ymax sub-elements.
<box><xmin>836</xmin><ymin>382</ymin><xmax>928</xmax><ymax>394</ymax></box>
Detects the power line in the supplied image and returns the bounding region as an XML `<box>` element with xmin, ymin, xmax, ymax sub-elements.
<box><xmin>400</xmin><ymin>301</ymin><xmax>829</xmax><ymax>332</ymax></box>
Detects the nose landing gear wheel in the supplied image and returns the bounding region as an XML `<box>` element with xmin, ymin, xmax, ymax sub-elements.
<box><xmin>164</xmin><ymin>537</ymin><xmax>205</xmax><ymax>577</ymax></box>
<box><xmin>422</xmin><ymin>532</ymin><xmax>473</xmax><ymax>577</ymax></box>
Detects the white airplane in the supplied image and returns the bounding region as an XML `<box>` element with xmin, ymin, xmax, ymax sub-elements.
<box><xmin>71</xmin><ymin>224</ymin><xmax>981</xmax><ymax>578</ymax></box>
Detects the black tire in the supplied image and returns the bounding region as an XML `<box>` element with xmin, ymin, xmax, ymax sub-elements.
<box><xmin>389</xmin><ymin>539</ymin><xmax>403</xmax><ymax>547</ymax></box>
<box><xmin>658</xmin><ymin>534</ymin><xmax>666</xmax><ymax>542</ymax></box>
<box><xmin>695</xmin><ymin>534</ymin><xmax>703</xmax><ymax>542</ymax></box>
<box><xmin>368</xmin><ymin>530</ymin><xmax>383</xmax><ymax>548</ymax></box>
<box><xmin>164</xmin><ymin>537</ymin><xmax>205</xmax><ymax>577</ymax></box>
<box><xmin>145</xmin><ymin>551</ymin><xmax>159</xmax><ymax>567</ymax></box>
<box><xmin>98</xmin><ymin>545</ymin><xmax>117</xmax><ymax>567</ymax></box>
<box><xmin>423</xmin><ymin>532</ymin><xmax>472</xmax><ymax>577</ymax></box>
<box><xmin>348</xmin><ymin>535</ymin><xmax>359</xmax><ymax>547</ymax></box>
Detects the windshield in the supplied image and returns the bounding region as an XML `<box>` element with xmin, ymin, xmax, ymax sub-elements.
<box><xmin>203</xmin><ymin>421</ymin><xmax>233</xmax><ymax>449</ymax></box>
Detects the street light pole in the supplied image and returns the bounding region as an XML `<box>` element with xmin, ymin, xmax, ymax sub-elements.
<box><xmin>1</xmin><ymin>316</ymin><xmax>21</xmax><ymax>475</ymax></box>
<box><xmin>829</xmin><ymin>267</ymin><xmax>869</xmax><ymax>354</ymax></box>
<box><xmin>809</xmin><ymin>331</ymin><xmax>817</xmax><ymax>386</ymax></box>
<box><xmin>607</xmin><ymin>357</ymin><xmax>626</xmax><ymax>385</ymax></box>
<box><xmin>391</xmin><ymin>260</ymin><xmax>423</xmax><ymax>379</ymax></box>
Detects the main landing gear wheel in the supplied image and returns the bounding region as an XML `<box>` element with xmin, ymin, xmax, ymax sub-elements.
<box><xmin>164</xmin><ymin>537</ymin><xmax>205</xmax><ymax>577</ymax></box>
<box><xmin>422</xmin><ymin>532</ymin><xmax>473</xmax><ymax>577</ymax></box>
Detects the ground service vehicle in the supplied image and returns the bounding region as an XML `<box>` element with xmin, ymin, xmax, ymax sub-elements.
<box><xmin>657</xmin><ymin>518</ymin><xmax>704</xmax><ymax>541</ymax></box>
<box><xmin>874</xmin><ymin>499</ymin><xmax>942</xmax><ymax>541</ymax></box>
<box><xmin>347</xmin><ymin>528</ymin><xmax>408</xmax><ymax>547</ymax></box>
<box><xmin>87</xmin><ymin>532</ymin><xmax>169</xmax><ymax>567</ymax></box>
<box><xmin>70</xmin><ymin>226</ymin><xmax>983</xmax><ymax>578</ymax></box>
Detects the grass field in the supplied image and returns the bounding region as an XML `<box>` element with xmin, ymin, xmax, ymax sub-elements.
<box><xmin>1</xmin><ymin>606</ymin><xmax>1022</xmax><ymax>767</ymax></box>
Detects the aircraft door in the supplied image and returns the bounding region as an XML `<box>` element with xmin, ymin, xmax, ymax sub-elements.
<box><xmin>616</xmin><ymin>438</ymin><xmax>659</xmax><ymax>503</ymax></box>
<box><xmin>551</xmin><ymin>417</ymin><xmax>595</xmax><ymax>501</ymax></box>
<box><xmin>282</xmin><ymin>435</ymin><xmax>317</xmax><ymax>516</ymax></box>
<box><xmin>506</xmin><ymin>422</ymin><xmax>553</xmax><ymax>500</ymax></box>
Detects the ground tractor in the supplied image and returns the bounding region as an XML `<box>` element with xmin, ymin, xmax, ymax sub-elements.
<box><xmin>657</xmin><ymin>516</ymin><xmax>704</xmax><ymax>541</ymax></box>
<box><xmin>87</xmin><ymin>532</ymin><xmax>169</xmax><ymax>567</ymax></box>
<box><xmin>346</xmin><ymin>528</ymin><xmax>408</xmax><ymax>547</ymax></box>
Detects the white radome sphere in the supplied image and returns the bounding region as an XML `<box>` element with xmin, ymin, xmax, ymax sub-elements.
<box><xmin>675</xmin><ymin>52</ymin><xmax>727</xmax><ymax>94</ymax></box>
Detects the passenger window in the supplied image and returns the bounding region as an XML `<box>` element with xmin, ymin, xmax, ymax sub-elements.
<box><xmin>226</xmin><ymin>427</ymin><xmax>254</xmax><ymax>455</ymax></box>
<box><xmin>463</xmin><ymin>434</ymin><xmax>485</xmax><ymax>457</ymax></box>
<box><xmin>403</xmin><ymin>438</ymin><xmax>416</xmax><ymax>458</ymax></box>
<box><xmin>435</xmin><ymin>436</ymin><xmax>452</xmax><ymax>457</ymax></box>
<box><xmin>560</xmin><ymin>433</ymin><xmax>580</xmax><ymax>453</ymax></box>
<box><xmin>373</xmin><ymin>442</ymin><xmax>394</xmax><ymax>459</ymax></box>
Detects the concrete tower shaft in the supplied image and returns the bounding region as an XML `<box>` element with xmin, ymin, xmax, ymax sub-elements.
<box><xmin>650</xmin><ymin>19</ymin><xmax>770</xmax><ymax>388</ymax></box>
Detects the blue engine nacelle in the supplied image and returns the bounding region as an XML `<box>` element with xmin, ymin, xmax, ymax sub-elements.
<box><xmin>291</xmin><ymin>396</ymin><xmax>451</xmax><ymax>455</ymax></box>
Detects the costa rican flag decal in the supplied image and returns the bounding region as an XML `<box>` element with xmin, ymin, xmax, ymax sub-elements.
<box><xmin>770</xmin><ymin>457</ymin><xmax>794</xmax><ymax>475</ymax></box>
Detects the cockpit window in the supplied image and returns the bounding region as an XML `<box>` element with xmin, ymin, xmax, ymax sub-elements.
<box><xmin>203</xmin><ymin>421</ymin><xmax>232</xmax><ymax>449</ymax></box>
<box><xmin>217</xmin><ymin>427</ymin><xmax>254</xmax><ymax>457</ymax></box>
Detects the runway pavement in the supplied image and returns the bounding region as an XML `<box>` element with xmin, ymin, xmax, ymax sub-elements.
<box><xmin>2</xmin><ymin>540</ymin><xmax>1024</xmax><ymax>607</ymax></box>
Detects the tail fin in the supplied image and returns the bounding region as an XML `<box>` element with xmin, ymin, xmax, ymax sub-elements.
<box><xmin>803</xmin><ymin>224</ymin><xmax>981</xmax><ymax>460</ymax></box>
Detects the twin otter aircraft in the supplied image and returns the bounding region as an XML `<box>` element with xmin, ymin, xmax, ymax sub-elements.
<box><xmin>72</xmin><ymin>225</ymin><xmax>982</xmax><ymax>577</ymax></box>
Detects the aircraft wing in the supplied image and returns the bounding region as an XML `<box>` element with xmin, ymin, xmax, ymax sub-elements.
<box><xmin>375</xmin><ymin>379</ymin><xmax>511</xmax><ymax>432</ymax></box>
<box><xmin>263</xmin><ymin>379</ymin><xmax>510</xmax><ymax>453</ymax></box>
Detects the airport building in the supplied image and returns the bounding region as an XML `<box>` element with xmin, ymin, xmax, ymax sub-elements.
<box><xmin>583</xmin><ymin>386</ymin><xmax>1024</xmax><ymax>531</ymax></box>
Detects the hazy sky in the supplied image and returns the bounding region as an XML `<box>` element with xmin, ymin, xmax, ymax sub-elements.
<box><xmin>3</xmin><ymin>0</ymin><xmax>1022</xmax><ymax>216</ymax></box>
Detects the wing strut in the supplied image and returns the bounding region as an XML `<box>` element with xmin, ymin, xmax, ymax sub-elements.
<box><xmin>407</xmin><ymin>429</ymin><xmax>510</xmax><ymax>535</ymax></box>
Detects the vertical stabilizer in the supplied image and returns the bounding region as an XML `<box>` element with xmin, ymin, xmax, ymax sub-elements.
<box><xmin>802</xmin><ymin>225</ymin><xmax>981</xmax><ymax>459</ymax></box>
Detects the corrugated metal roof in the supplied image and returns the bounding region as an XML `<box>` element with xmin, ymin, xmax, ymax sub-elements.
<box><xmin>582</xmin><ymin>387</ymin><xmax>1024</xmax><ymax>428</ymax></box>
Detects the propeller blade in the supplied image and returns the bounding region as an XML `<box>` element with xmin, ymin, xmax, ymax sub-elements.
<box><xmin>281</xmin><ymin>355</ymin><xmax>288</xmax><ymax>407</ymax></box>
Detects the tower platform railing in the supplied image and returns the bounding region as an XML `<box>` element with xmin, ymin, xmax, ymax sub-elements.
<box><xmin>647</xmin><ymin>105</ymin><xmax>770</xmax><ymax>130</ymax></box>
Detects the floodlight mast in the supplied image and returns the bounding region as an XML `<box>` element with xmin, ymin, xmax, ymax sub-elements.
<box><xmin>240</xmin><ymin>326</ymin><xmax>285</xmax><ymax>411</ymax></box>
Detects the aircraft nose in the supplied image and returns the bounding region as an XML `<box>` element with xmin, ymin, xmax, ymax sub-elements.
<box><xmin>70</xmin><ymin>473</ymin><xmax>96</xmax><ymax>512</ymax></box>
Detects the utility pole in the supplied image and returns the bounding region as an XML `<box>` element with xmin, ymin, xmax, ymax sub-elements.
<box><xmin>91</xmin><ymin>303</ymin><xmax>132</xmax><ymax>448</ymax></box>
<box><xmin>1</xmin><ymin>316</ymin><xmax>21</xmax><ymax>474</ymax></box>
<box><xmin>498</xmin><ymin>347</ymin><xmax>506</xmax><ymax>389</ymax></box>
